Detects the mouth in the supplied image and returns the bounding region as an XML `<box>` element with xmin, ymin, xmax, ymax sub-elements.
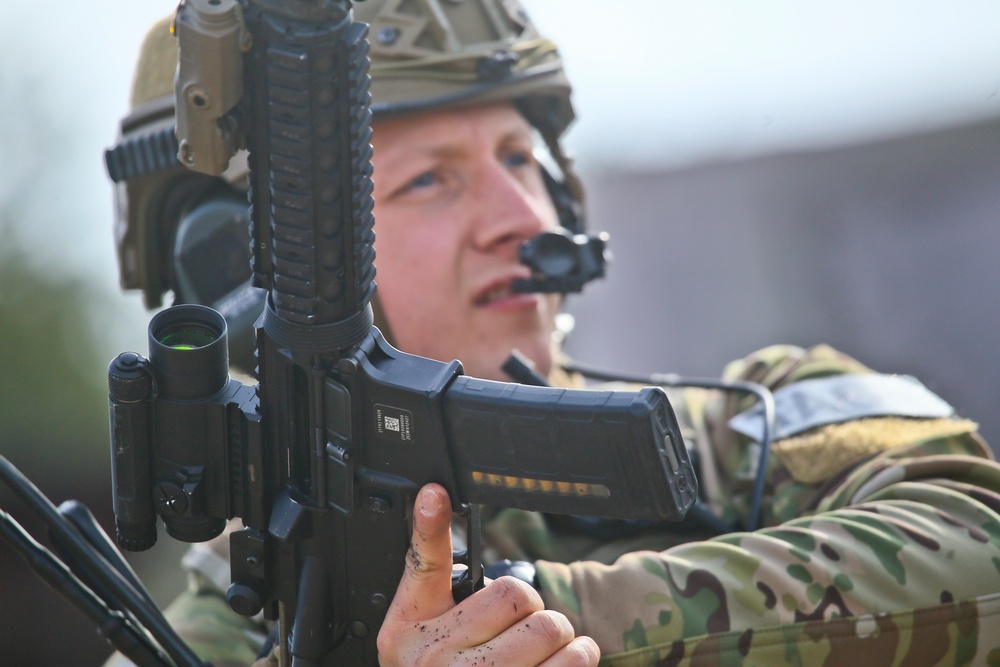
<box><xmin>473</xmin><ymin>274</ymin><xmax>537</xmax><ymax>309</ymax></box>
<box><xmin>474</xmin><ymin>283</ymin><xmax>515</xmax><ymax>306</ymax></box>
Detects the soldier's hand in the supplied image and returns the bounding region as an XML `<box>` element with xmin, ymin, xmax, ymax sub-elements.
<box><xmin>377</xmin><ymin>483</ymin><xmax>600</xmax><ymax>666</ymax></box>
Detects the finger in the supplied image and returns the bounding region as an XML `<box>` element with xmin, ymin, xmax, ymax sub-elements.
<box><xmin>469</xmin><ymin>608</ymin><xmax>580</xmax><ymax>667</ymax></box>
<box><xmin>536</xmin><ymin>636</ymin><xmax>601</xmax><ymax>667</ymax></box>
<box><xmin>387</xmin><ymin>483</ymin><xmax>456</xmax><ymax>623</ymax></box>
<box><xmin>449</xmin><ymin>575</ymin><xmax>544</xmax><ymax>647</ymax></box>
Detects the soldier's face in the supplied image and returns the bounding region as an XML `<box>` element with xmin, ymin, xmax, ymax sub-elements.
<box><xmin>371</xmin><ymin>103</ymin><xmax>561</xmax><ymax>381</ymax></box>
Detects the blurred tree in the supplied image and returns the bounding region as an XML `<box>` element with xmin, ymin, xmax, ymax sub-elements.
<box><xmin>0</xmin><ymin>232</ymin><xmax>109</xmax><ymax>478</ymax></box>
<box><xmin>0</xmin><ymin>223</ymin><xmax>124</xmax><ymax>665</ymax></box>
<box><xmin>0</xmin><ymin>36</ymin><xmax>187</xmax><ymax>663</ymax></box>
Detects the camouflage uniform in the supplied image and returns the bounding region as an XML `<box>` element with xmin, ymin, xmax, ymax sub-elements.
<box><xmin>496</xmin><ymin>345</ymin><xmax>1000</xmax><ymax>666</ymax></box>
<box><xmin>119</xmin><ymin>344</ymin><xmax>1000</xmax><ymax>667</ymax></box>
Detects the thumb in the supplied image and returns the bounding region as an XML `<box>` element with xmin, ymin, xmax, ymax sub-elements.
<box><xmin>388</xmin><ymin>483</ymin><xmax>457</xmax><ymax>622</ymax></box>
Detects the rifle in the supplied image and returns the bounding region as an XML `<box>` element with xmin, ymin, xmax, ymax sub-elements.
<box><xmin>105</xmin><ymin>0</ymin><xmax>699</xmax><ymax>665</ymax></box>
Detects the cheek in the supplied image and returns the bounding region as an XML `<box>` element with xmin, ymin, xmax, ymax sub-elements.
<box><xmin>376</xmin><ymin>221</ymin><xmax>453</xmax><ymax>287</ymax></box>
<box><xmin>374</xmin><ymin>220</ymin><xmax>460</xmax><ymax>343</ymax></box>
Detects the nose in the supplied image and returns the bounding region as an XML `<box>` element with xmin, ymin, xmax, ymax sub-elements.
<box><xmin>469</xmin><ymin>160</ymin><xmax>553</xmax><ymax>253</ymax></box>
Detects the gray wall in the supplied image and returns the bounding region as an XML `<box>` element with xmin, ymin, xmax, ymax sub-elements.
<box><xmin>565</xmin><ymin>117</ymin><xmax>1000</xmax><ymax>452</ymax></box>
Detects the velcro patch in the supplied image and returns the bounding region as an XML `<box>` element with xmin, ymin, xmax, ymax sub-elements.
<box><xmin>728</xmin><ymin>374</ymin><xmax>954</xmax><ymax>443</ymax></box>
<box><xmin>773</xmin><ymin>417</ymin><xmax>977</xmax><ymax>484</ymax></box>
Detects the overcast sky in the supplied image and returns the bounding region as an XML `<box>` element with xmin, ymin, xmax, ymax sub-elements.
<box><xmin>2</xmin><ymin>1</ymin><xmax>999</xmax><ymax>351</ymax></box>
<box><xmin>527</xmin><ymin>0</ymin><xmax>1000</xmax><ymax>166</ymax></box>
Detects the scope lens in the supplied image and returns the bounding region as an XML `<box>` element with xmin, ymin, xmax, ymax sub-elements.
<box><xmin>533</xmin><ymin>234</ymin><xmax>577</xmax><ymax>275</ymax></box>
<box><xmin>157</xmin><ymin>322</ymin><xmax>220</xmax><ymax>350</ymax></box>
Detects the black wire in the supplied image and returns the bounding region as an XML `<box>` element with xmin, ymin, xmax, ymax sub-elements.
<box><xmin>0</xmin><ymin>454</ymin><xmax>208</xmax><ymax>667</ymax></box>
<box><xmin>503</xmin><ymin>349</ymin><xmax>551</xmax><ymax>386</ymax></box>
<box><xmin>0</xmin><ymin>509</ymin><xmax>172</xmax><ymax>667</ymax></box>
<box><xmin>56</xmin><ymin>500</ymin><xmax>161</xmax><ymax>620</ymax></box>
<box><xmin>561</xmin><ymin>362</ymin><xmax>776</xmax><ymax>532</ymax></box>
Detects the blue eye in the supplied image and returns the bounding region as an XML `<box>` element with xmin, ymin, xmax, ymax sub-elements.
<box><xmin>503</xmin><ymin>152</ymin><xmax>531</xmax><ymax>169</ymax></box>
<box><xmin>408</xmin><ymin>171</ymin><xmax>437</xmax><ymax>189</ymax></box>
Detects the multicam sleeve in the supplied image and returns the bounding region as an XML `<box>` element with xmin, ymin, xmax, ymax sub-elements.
<box><xmin>160</xmin><ymin>569</ymin><xmax>270</xmax><ymax>667</ymax></box>
<box><xmin>536</xmin><ymin>446</ymin><xmax>1000</xmax><ymax>665</ymax></box>
<box><xmin>534</xmin><ymin>345</ymin><xmax>1000</xmax><ymax>666</ymax></box>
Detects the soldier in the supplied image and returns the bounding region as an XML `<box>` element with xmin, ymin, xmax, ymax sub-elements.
<box><xmin>108</xmin><ymin>1</ymin><xmax>1000</xmax><ymax>665</ymax></box>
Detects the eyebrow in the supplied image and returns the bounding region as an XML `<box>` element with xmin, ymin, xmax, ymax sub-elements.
<box><xmin>376</xmin><ymin>124</ymin><xmax>536</xmax><ymax>176</ymax></box>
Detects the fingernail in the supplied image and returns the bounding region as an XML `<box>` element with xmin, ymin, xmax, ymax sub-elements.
<box><xmin>418</xmin><ymin>486</ymin><xmax>444</xmax><ymax>517</ymax></box>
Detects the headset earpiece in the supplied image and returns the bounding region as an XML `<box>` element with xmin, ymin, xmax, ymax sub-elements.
<box><xmin>169</xmin><ymin>185</ymin><xmax>263</xmax><ymax>374</ymax></box>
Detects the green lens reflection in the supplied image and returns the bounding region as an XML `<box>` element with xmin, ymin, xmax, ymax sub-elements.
<box><xmin>158</xmin><ymin>324</ymin><xmax>219</xmax><ymax>350</ymax></box>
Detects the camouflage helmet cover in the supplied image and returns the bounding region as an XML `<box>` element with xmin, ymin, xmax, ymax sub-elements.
<box><xmin>356</xmin><ymin>0</ymin><xmax>575</xmax><ymax>137</ymax></box>
<box><xmin>127</xmin><ymin>0</ymin><xmax>576</xmax><ymax>129</ymax></box>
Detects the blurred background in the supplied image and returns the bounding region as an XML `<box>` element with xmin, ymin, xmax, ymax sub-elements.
<box><xmin>1</xmin><ymin>1</ymin><xmax>998</xmax><ymax>664</ymax></box>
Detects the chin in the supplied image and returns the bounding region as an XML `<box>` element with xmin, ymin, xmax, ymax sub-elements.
<box><xmin>451</xmin><ymin>330</ymin><xmax>555</xmax><ymax>383</ymax></box>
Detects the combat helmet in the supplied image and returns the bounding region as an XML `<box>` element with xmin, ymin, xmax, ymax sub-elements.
<box><xmin>106</xmin><ymin>0</ymin><xmax>585</xmax><ymax>368</ymax></box>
